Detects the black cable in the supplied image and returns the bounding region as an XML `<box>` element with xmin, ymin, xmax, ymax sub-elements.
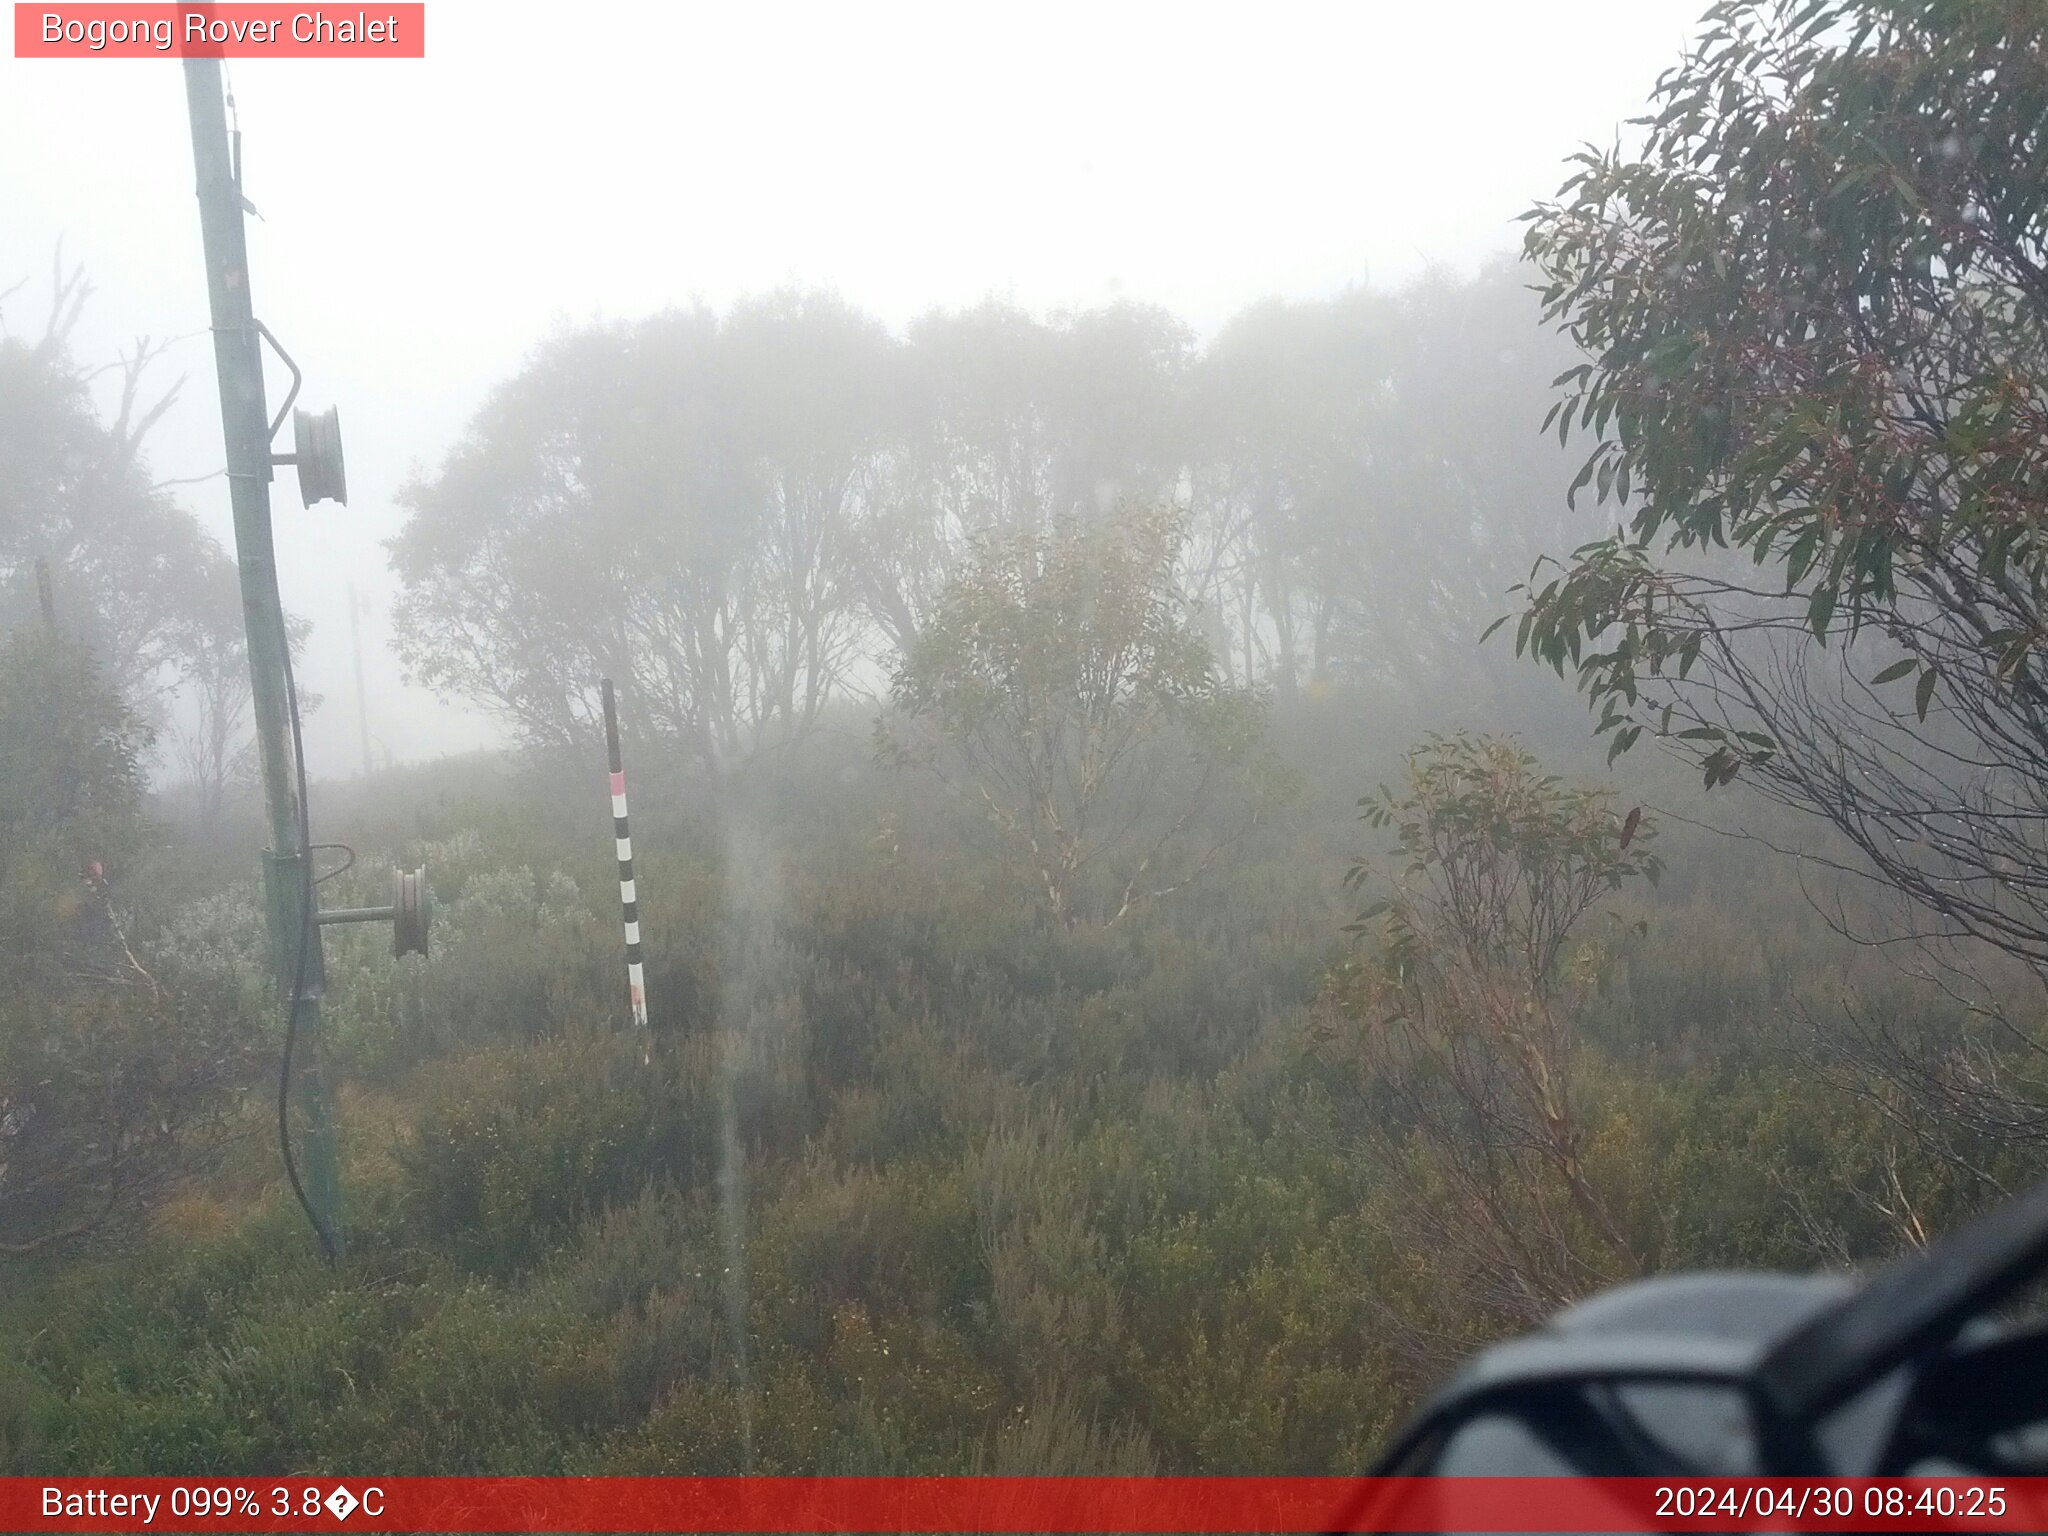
<box><xmin>278</xmin><ymin>629</ymin><xmax>337</xmax><ymax>1264</ymax></box>
<box><xmin>311</xmin><ymin>842</ymin><xmax>356</xmax><ymax>886</ymax></box>
<box><xmin>225</xmin><ymin>87</ymin><xmax>324</xmax><ymax>1263</ymax></box>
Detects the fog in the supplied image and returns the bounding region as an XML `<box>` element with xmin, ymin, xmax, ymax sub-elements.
<box><xmin>14</xmin><ymin>1</ymin><xmax>2048</xmax><ymax>1483</ymax></box>
<box><xmin>2</xmin><ymin>0</ymin><xmax>1702</xmax><ymax>778</ymax></box>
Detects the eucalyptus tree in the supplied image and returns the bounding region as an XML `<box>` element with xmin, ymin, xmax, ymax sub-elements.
<box><xmin>1517</xmin><ymin>0</ymin><xmax>2048</xmax><ymax>953</ymax></box>
<box><xmin>0</xmin><ymin>271</ymin><xmax>235</xmax><ymax>726</ymax></box>
<box><xmin>858</xmin><ymin>301</ymin><xmax>1195</xmax><ymax>655</ymax></box>
<box><xmin>392</xmin><ymin>306</ymin><xmax>838</xmax><ymax>770</ymax></box>
<box><xmin>1512</xmin><ymin>0</ymin><xmax>2048</xmax><ymax>1163</ymax></box>
<box><xmin>1326</xmin><ymin>734</ymin><xmax>1659</xmax><ymax>1326</ymax></box>
<box><xmin>880</xmin><ymin>504</ymin><xmax>1272</xmax><ymax>928</ymax></box>
<box><xmin>721</xmin><ymin>290</ymin><xmax>897</xmax><ymax>730</ymax></box>
<box><xmin>1191</xmin><ymin>265</ymin><xmax>1587</xmax><ymax>698</ymax></box>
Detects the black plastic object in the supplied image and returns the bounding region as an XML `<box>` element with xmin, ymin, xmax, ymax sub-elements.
<box><xmin>1368</xmin><ymin>1175</ymin><xmax>2048</xmax><ymax>1481</ymax></box>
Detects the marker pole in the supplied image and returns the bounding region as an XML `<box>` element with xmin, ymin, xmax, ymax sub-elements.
<box><xmin>601</xmin><ymin>678</ymin><xmax>649</xmax><ymax>1042</ymax></box>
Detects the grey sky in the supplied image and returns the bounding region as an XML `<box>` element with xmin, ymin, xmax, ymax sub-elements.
<box><xmin>2</xmin><ymin>0</ymin><xmax>1708</xmax><ymax>777</ymax></box>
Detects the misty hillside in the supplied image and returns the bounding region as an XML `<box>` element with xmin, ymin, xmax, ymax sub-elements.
<box><xmin>6</xmin><ymin>0</ymin><xmax>2048</xmax><ymax>1488</ymax></box>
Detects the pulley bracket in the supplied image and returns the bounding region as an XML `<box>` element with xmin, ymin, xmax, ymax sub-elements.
<box><xmin>314</xmin><ymin>864</ymin><xmax>430</xmax><ymax>957</ymax></box>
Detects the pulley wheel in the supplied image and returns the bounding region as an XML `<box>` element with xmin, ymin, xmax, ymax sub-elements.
<box><xmin>392</xmin><ymin>865</ymin><xmax>429</xmax><ymax>957</ymax></box>
<box><xmin>293</xmin><ymin>405</ymin><xmax>348</xmax><ymax>507</ymax></box>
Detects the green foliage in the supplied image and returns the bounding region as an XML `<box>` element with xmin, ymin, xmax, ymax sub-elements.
<box><xmin>16</xmin><ymin>57</ymin><xmax>2048</xmax><ymax>1474</ymax></box>
<box><xmin>883</xmin><ymin>504</ymin><xmax>1277</xmax><ymax>927</ymax></box>
<box><xmin>391</xmin><ymin>266</ymin><xmax>1592</xmax><ymax>773</ymax></box>
<box><xmin>0</xmin><ymin>628</ymin><xmax>269</xmax><ymax>1256</ymax></box>
<box><xmin>1347</xmin><ymin>733</ymin><xmax>1660</xmax><ymax>983</ymax></box>
<box><xmin>1328</xmin><ymin>735</ymin><xmax>1660</xmax><ymax>1335</ymax></box>
<box><xmin>7</xmin><ymin>577</ymin><xmax>2039</xmax><ymax>1480</ymax></box>
<box><xmin>390</xmin><ymin>295</ymin><xmax>894</xmax><ymax>766</ymax></box>
<box><xmin>0</xmin><ymin>629</ymin><xmax>149</xmax><ymax>910</ymax></box>
<box><xmin>0</xmin><ymin>293</ymin><xmax>257</xmax><ymax>803</ymax></box>
<box><xmin>888</xmin><ymin>506</ymin><xmax>1241</xmax><ymax>740</ymax></box>
<box><xmin>1194</xmin><ymin>261</ymin><xmax>1594</xmax><ymax>700</ymax></box>
<box><xmin>399</xmin><ymin>1035</ymin><xmax>715</xmax><ymax>1275</ymax></box>
<box><xmin>1516</xmin><ymin>0</ymin><xmax>2048</xmax><ymax>780</ymax></box>
<box><xmin>1508</xmin><ymin>0</ymin><xmax>2048</xmax><ymax>1172</ymax></box>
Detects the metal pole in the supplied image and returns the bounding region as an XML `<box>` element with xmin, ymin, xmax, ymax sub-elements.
<box><xmin>602</xmin><ymin>678</ymin><xmax>650</xmax><ymax>1047</ymax></box>
<box><xmin>183</xmin><ymin>57</ymin><xmax>342</xmax><ymax>1256</ymax></box>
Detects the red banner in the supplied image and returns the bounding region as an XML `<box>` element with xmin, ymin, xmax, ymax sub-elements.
<box><xmin>13</xmin><ymin>4</ymin><xmax>425</xmax><ymax>58</ymax></box>
<box><xmin>4</xmin><ymin>1476</ymin><xmax>2047</xmax><ymax>1533</ymax></box>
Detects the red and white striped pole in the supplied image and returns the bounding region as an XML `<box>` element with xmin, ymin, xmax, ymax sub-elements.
<box><xmin>601</xmin><ymin>678</ymin><xmax>649</xmax><ymax>1040</ymax></box>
